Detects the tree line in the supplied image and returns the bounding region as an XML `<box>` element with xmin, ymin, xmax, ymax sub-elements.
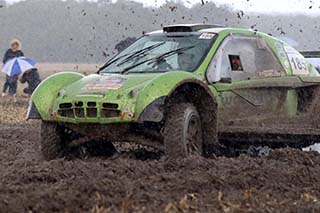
<box><xmin>0</xmin><ymin>0</ymin><xmax>318</xmax><ymax>63</ymax></box>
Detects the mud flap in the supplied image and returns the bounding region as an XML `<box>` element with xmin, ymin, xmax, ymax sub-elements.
<box><xmin>26</xmin><ymin>100</ymin><xmax>41</xmax><ymax>120</ymax></box>
<box><xmin>138</xmin><ymin>97</ymin><xmax>165</xmax><ymax>123</ymax></box>
<box><xmin>306</xmin><ymin>86</ymin><xmax>320</xmax><ymax>126</ymax></box>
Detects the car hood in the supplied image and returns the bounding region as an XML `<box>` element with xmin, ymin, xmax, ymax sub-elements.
<box><xmin>58</xmin><ymin>73</ymin><xmax>161</xmax><ymax>99</ymax></box>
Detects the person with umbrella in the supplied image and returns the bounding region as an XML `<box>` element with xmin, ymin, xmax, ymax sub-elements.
<box><xmin>1</xmin><ymin>57</ymin><xmax>37</xmax><ymax>98</ymax></box>
<box><xmin>2</xmin><ymin>39</ymin><xmax>24</xmax><ymax>97</ymax></box>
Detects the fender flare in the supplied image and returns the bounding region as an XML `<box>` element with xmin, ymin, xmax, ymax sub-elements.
<box><xmin>28</xmin><ymin>72</ymin><xmax>84</xmax><ymax>120</ymax></box>
<box><xmin>138</xmin><ymin>78</ymin><xmax>218</xmax><ymax>124</ymax></box>
<box><xmin>167</xmin><ymin>78</ymin><xmax>217</xmax><ymax>103</ymax></box>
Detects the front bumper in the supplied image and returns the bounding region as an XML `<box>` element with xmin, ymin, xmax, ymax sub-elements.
<box><xmin>37</xmin><ymin>96</ymin><xmax>166</xmax><ymax>124</ymax></box>
<box><xmin>53</xmin><ymin>99</ymin><xmax>134</xmax><ymax>124</ymax></box>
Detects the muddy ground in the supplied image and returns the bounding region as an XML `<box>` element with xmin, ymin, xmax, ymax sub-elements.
<box><xmin>0</xmin><ymin>100</ymin><xmax>320</xmax><ymax>213</ymax></box>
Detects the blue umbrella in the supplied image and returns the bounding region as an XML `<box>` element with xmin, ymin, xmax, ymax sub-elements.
<box><xmin>1</xmin><ymin>57</ymin><xmax>36</xmax><ymax>76</ymax></box>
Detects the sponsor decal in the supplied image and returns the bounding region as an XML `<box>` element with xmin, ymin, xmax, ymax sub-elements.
<box><xmin>199</xmin><ymin>33</ymin><xmax>215</xmax><ymax>40</ymax></box>
<box><xmin>283</xmin><ymin>45</ymin><xmax>309</xmax><ymax>75</ymax></box>
<box><xmin>288</xmin><ymin>54</ymin><xmax>309</xmax><ymax>75</ymax></box>
<box><xmin>256</xmin><ymin>69</ymin><xmax>282</xmax><ymax>77</ymax></box>
<box><xmin>284</xmin><ymin>45</ymin><xmax>297</xmax><ymax>53</ymax></box>
<box><xmin>275</xmin><ymin>42</ymin><xmax>283</xmax><ymax>50</ymax></box>
<box><xmin>83</xmin><ymin>77</ymin><xmax>127</xmax><ymax>90</ymax></box>
<box><xmin>278</xmin><ymin>51</ymin><xmax>287</xmax><ymax>59</ymax></box>
<box><xmin>284</xmin><ymin>61</ymin><xmax>290</xmax><ymax>69</ymax></box>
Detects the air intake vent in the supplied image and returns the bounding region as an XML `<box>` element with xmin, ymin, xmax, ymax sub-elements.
<box><xmin>101</xmin><ymin>109</ymin><xmax>121</xmax><ymax>118</ymax></box>
<box><xmin>102</xmin><ymin>103</ymin><xmax>119</xmax><ymax>109</ymax></box>
<box><xmin>59</xmin><ymin>103</ymin><xmax>72</xmax><ymax>109</ymax></box>
<box><xmin>163</xmin><ymin>24</ymin><xmax>225</xmax><ymax>33</ymax></box>
<box><xmin>58</xmin><ymin>109</ymin><xmax>74</xmax><ymax>118</ymax></box>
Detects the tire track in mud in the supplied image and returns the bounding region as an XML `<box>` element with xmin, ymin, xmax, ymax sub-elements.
<box><xmin>0</xmin><ymin>124</ymin><xmax>320</xmax><ymax>212</ymax></box>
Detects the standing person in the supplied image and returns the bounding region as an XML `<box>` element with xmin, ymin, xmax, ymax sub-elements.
<box><xmin>20</xmin><ymin>68</ymin><xmax>41</xmax><ymax>96</ymax></box>
<box><xmin>2</xmin><ymin>39</ymin><xmax>24</xmax><ymax>97</ymax></box>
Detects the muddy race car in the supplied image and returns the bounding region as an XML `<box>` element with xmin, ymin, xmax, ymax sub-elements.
<box><xmin>28</xmin><ymin>24</ymin><xmax>320</xmax><ymax>160</ymax></box>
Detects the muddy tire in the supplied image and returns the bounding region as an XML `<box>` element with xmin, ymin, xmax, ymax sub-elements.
<box><xmin>163</xmin><ymin>103</ymin><xmax>204</xmax><ymax>159</ymax></box>
<box><xmin>41</xmin><ymin>121</ymin><xmax>68</xmax><ymax>160</ymax></box>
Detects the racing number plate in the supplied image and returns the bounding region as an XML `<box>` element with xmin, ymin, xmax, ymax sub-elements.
<box><xmin>284</xmin><ymin>46</ymin><xmax>309</xmax><ymax>75</ymax></box>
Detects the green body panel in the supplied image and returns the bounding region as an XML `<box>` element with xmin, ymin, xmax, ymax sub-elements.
<box><xmin>48</xmin><ymin>71</ymin><xmax>203</xmax><ymax>123</ymax></box>
<box><xmin>286</xmin><ymin>89</ymin><xmax>298</xmax><ymax>116</ymax></box>
<box><xmin>50</xmin><ymin>73</ymin><xmax>158</xmax><ymax>123</ymax></box>
<box><xmin>32</xmin><ymin>72</ymin><xmax>84</xmax><ymax>120</ymax></box>
<box><xmin>194</xmin><ymin>28</ymin><xmax>292</xmax><ymax>78</ymax></box>
<box><xmin>134</xmin><ymin>71</ymin><xmax>203</xmax><ymax>117</ymax></box>
<box><xmin>30</xmin><ymin>27</ymin><xmax>320</xmax><ymax>126</ymax></box>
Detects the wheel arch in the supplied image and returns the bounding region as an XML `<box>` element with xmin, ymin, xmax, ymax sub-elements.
<box><xmin>29</xmin><ymin>72</ymin><xmax>84</xmax><ymax>120</ymax></box>
<box><xmin>165</xmin><ymin>79</ymin><xmax>219</xmax><ymax>150</ymax></box>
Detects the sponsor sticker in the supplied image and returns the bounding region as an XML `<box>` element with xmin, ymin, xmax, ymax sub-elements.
<box><xmin>284</xmin><ymin>45</ymin><xmax>297</xmax><ymax>53</ymax></box>
<box><xmin>199</xmin><ymin>33</ymin><xmax>215</xmax><ymax>40</ymax></box>
<box><xmin>278</xmin><ymin>51</ymin><xmax>287</xmax><ymax>59</ymax></box>
<box><xmin>83</xmin><ymin>77</ymin><xmax>127</xmax><ymax>90</ymax></box>
<box><xmin>287</xmin><ymin>53</ymin><xmax>309</xmax><ymax>75</ymax></box>
<box><xmin>284</xmin><ymin>61</ymin><xmax>290</xmax><ymax>69</ymax></box>
<box><xmin>283</xmin><ymin>45</ymin><xmax>309</xmax><ymax>75</ymax></box>
<box><xmin>275</xmin><ymin>42</ymin><xmax>283</xmax><ymax>50</ymax></box>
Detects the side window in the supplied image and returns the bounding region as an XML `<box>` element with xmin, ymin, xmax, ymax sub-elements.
<box><xmin>229</xmin><ymin>55</ymin><xmax>244</xmax><ymax>71</ymax></box>
<box><xmin>207</xmin><ymin>35</ymin><xmax>285</xmax><ymax>83</ymax></box>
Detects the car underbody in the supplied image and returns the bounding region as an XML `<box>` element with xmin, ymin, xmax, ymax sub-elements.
<box><xmin>64</xmin><ymin>114</ymin><xmax>320</xmax><ymax>154</ymax></box>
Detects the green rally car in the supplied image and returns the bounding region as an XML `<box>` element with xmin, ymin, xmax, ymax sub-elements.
<box><xmin>28</xmin><ymin>24</ymin><xmax>320</xmax><ymax>159</ymax></box>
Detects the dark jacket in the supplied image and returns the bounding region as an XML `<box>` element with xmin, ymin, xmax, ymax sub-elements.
<box><xmin>3</xmin><ymin>49</ymin><xmax>24</xmax><ymax>64</ymax></box>
<box><xmin>21</xmin><ymin>68</ymin><xmax>41</xmax><ymax>93</ymax></box>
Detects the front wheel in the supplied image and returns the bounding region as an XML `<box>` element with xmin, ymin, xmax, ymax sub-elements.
<box><xmin>163</xmin><ymin>103</ymin><xmax>204</xmax><ymax>159</ymax></box>
<box><xmin>40</xmin><ymin>121</ymin><xmax>69</xmax><ymax>160</ymax></box>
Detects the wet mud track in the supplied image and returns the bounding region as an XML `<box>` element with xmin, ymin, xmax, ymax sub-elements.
<box><xmin>0</xmin><ymin>124</ymin><xmax>320</xmax><ymax>212</ymax></box>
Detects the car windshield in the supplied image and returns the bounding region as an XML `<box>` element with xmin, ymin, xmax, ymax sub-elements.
<box><xmin>100</xmin><ymin>32</ymin><xmax>217</xmax><ymax>74</ymax></box>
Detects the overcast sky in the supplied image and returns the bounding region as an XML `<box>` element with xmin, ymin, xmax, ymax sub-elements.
<box><xmin>4</xmin><ymin>0</ymin><xmax>320</xmax><ymax>15</ymax></box>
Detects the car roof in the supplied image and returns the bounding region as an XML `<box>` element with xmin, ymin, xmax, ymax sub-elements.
<box><xmin>147</xmin><ymin>24</ymin><xmax>255</xmax><ymax>35</ymax></box>
<box><xmin>199</xmin><ymin>28</ymin><xmax>230</xmax><ymax>33</ymax></box>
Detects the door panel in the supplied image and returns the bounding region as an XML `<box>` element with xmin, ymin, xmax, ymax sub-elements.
<box><xmin>206</xmin><ymin>34</ymin><xmax>299</xmax><ymax>130</ymax></box>
<box><xmin>215</xmin><ymin>78</ymin><xmax>298</xmax><ymax>129</ymax></box>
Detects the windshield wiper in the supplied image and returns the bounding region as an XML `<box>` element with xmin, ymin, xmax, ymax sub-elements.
<box><xmin>147</xmin><ymin>45</ymin><xmax>194</xmax><ymax>65</ymax></box>
<box><xmin>98</xmin><ymin>42</ymin><xmax>165</xmax><ymax>72</ymax></box>
<box><xmin>121</xmin><ymin>45</ymin><xmax>195</xmax><ymax>74</ymax></box>
<box><xmin>117</xmin><ymin>42</ymin><xmax>165</xmax><ymax>66</ymax></box>
<box><xmin>98</xmin><ymin>53</ymin><xmax>131</xmax><ymax>73</ymax></box>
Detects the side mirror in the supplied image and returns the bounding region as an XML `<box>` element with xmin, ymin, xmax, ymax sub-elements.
<box><xmin>220</xmin><ymin>77</ymin><xmax>232</xmax><ymax>83</ymax></box>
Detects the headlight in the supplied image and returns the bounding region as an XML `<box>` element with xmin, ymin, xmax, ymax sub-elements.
<box><xmin>129</xmin><ymin>89</ymin><xmax>139</xmax><ymax>98</ymax></box>
<box><xmin>57</xmin><ymin>89</ymin><xmax>66</xmax><ymax>98</ymax></box>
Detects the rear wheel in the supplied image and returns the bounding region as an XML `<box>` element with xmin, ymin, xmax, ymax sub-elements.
<box><xmin>163</xmin><ymin>103</ymin><xmax>204</xmax><ymax>159</ymax></box>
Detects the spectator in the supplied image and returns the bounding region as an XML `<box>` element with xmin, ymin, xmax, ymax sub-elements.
<box><xmin>20</xmin><ymin>68</ymin><xmax>41</xmax><ymax>96</ymax></box>
<box><xmin>2</xmin><ymin>39</ymin><xmax>24</xmax><ymax>97</ymax></box>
